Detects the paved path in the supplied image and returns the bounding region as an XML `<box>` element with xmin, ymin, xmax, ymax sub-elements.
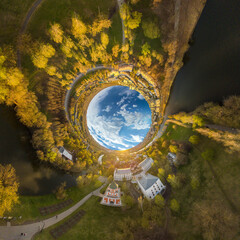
<box><xmin>17</xmin><ymin>0</ymin><xmax>45</xmax><ymax>67</ymax></box>
<box><xmin>0</xmin><ymin>183</ymin><xmax>106</xmax><ymax>240</ymax></box>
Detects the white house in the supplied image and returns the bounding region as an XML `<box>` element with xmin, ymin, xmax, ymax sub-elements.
<box><xmin>137</xmin><ymin>174</ymin><xmax>166</xmax><ymax>199</ymax></box>
<box><xmin>114</xmin><ymin>168</ymin><xmax>132</xmax><ymax>181</ymax></box>
<box><xmin>138</xmin><ymin>157</ymin><xmax>154</xmax><ymax>172</ymax></box>
<box><xmin>167</xmin><ymin>152</ymin><xmax>177</xmax><ymax>163</ymax></box>
<box><xmin>98</xmin><ymin>154</ymin><xmax>104</xmax><ymax>165</ymax></box>
<box><xmin>59</xmin><ymin>147</ymin><xmax>72</xmax><ymax>161</ymax></box>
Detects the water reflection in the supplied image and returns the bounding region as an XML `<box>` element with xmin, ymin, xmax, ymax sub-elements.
<box><xmin>0</xmin><ymin>105</ymin><xmax>76</xmax><ymax>196</ymax></box>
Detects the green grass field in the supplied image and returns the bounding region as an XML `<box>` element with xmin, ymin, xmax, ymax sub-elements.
<box><xmin>0</xmin><ymin>0</ymin><xmax>35</xmax><ymax>44</ymax></box>
<box><xmin>2</xmin><ymin>183</ymin><xmax>98</xmax><ymax>225</ymax></box>
<box><xmin>156</xmin><ymin>123</ymin><xmax>240</xmax><ymax>239</ymax></box>
<box><xmin>35</xmin><ymin>196</ymin><xmax>140</xmax><ymax>240</ymax></box>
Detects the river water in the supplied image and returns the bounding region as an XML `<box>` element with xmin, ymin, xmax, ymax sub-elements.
<box><xmin>1</xmin><ymin>0</ymin><xmax>240</xmax><ymax>195</ymax></box>
<box><xmin>166</xmin><ymin>0</ymin><xmax>240</xmax><ymax>114</ymax></box>
<box><xmin>0</xmin><ymin>106</ymin><xmax>76</xmax><ymax>195</ymax></box>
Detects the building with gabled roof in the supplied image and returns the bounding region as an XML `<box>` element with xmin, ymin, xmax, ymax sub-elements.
<box><xmin>59</xmin><ymin>147</ymin><xmax>72</xmax><ymax>161</ymax></box>
<box><xmin>114</xmin><ymin>168</ymin><xmax>132</xmax><ymax>181</ymax></box>
<box><xmin>100</xmin><ymin>181</ymin><xmax>122</xmax><ymax>207</ymax></box>
<box><xmin>137</xmin><ymin>174</ymin><xmax>166</xmax><ymax>199</ymax></box>
<box><xmin>138</xmin><ymin>157</ymin><xmax>154</xmax><ymax>172</ymax></box>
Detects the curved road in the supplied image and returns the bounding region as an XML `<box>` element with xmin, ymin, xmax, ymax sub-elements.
<box><xmin>0</xmin><ymin>183</ymin><xmax>106</xmax><ymax>240</ymax></box>
<box><xmin>17</xmin><ymin>0</ymin><xmax>45</xmax><ymax>67</ymax></box>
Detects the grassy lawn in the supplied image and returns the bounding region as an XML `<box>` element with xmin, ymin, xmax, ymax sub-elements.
<box><xmin>2</xmin><ymin>182</ymin><xmax>99</xmax><ymax>225</ymax></box>
<box><xmin>0</xmin><ymin>0</ymin><xmax>35</xmax><ymax>45</ymax></box>
<box><xmin>162</xmin><ymin>123</ymin><xmax>194</xmax><ymax>141</ymax></box>
<box><xmin>131</xmin><ymin>0</ymin><xmax>163</xmax><ymax>55</ymax></box>
<box><xmin>27</xmin><ymin>0</ymin><xmax>119</xmax><ymax>40</ymax></box>
<box><xmin>157</xmin><ymin>123</ymin><xmax>240</xmax><ymax>239</ymax></box>
<box><xmin>35</xmin><ymin>196</ymin><xmax>140</xmax><ymax>240</ymax></box>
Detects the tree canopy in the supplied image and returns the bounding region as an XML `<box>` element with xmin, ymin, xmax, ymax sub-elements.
<box><xmin>0</xmin><ymin>164</ymin><xmax>19</xmax><ymax>216</ymax></box>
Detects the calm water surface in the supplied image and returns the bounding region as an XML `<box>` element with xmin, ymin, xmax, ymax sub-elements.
<box><xmin>166</xmin><ymin>0</ymin><xmax>240</xmax><ymax>114</ymax></box>
<box><xmin>0</xmin><ymin>106</ymin><xmax>76</xmax><ymax>195</ymax></box>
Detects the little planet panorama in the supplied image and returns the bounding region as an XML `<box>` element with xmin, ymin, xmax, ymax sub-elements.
<box><xmin>87</xmin><ymin>86</ymin><xmax>152</xmax><ymax>150</ymax></box>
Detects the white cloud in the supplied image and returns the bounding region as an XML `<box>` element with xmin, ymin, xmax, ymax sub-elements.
<box><xmin>117</xmin><ymin>108</ymin><xmax>151</xmax><ymax>130</ymax></box>
<box><xmin>103</xmin><ymin>105</ymin><xmax>112</xmax><ymax>112</ymax></box>
<box><xmin>116</xmin><ymin>96</ymin><xmax>127</xmax><ymax>106</ymax></box>
<box><xmin>131</xmin><ymin>135</ymin><xmax>144</xmax><ymax>142</ymax></box>
<box><xmin>133</xmin><ymin>105</ymin><xmax>137</xmax><ymax>108</ymax></box>
<box><xmin>118</xmin><ymin>88</ymin><xmax>134</xmax><ymax>96</ymax></box>
<box><xmin>137</xmin><ymin>94</ymin><xmax>144</xmax><ymax>100</ymax></box>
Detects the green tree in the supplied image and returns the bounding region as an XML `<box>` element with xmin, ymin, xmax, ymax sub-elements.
<box><xmin>167</xmin><ymin>174</ymin><xmax>180</xmax><ymax>188</ymax></box>
<box><xmin>55</xmin><ymin>182</ymin><xmax>67</xmax><ymax>200</ymax></box>
<box><xmin>191</xmin><ymin>175</ymin><xmax>200</xmax><ymax>189</ymax></box>
<box><xmin>189</xmin><ymin>135</ymin><xmax>200</xmax><ymax>145</ymax></box>
<box><xmin>192</xmin><ymin>115</ymin><xmax>205</xmax><ymax>128</ymax></box>
<box><xmin>170</xmin><ymin>198</ymin><xmax>179</xmax><ymax>212</ymax></box>
<box><xmin>155</xmin><ymin>194</ymin><xmax>165</xmax><ymax>208</ymax></box>
<box><xmin>0</xmin><ymin>164</ymin><xmax>19</xmax><ymax>216</ymax></box>
<box><xmin>201</xmin><ymin>149</ymin><xmax>214</xmax><ymax>161</ymax></box>
<box><xmin>122</xmin><ymin>194</ymin><xmax>135</xmax><ymax>209</ymax></box>
<box><xmin>127</xmin><ymin>11</ymin><xmax>142</xmax><ymax>30</ymax></box>
<box><xmin>141</xmin><ymin>42</ymin><xmax>151</xmax><ymax>56</ymax></box>
<box><xmin>142</xmin><ymin>20</ymin><xmax>160</xmax><ymax>39</ymax></box>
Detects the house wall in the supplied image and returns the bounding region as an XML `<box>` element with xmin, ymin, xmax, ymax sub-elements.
<box><xmin>138</xmin><ymin>179</ymin><xmax>166</xmax><ymax>199</ymax></box>
<box><xmin>114</xmin><ymin>172</ymin><xmax>132</xmax><ymax>181</ymax></box>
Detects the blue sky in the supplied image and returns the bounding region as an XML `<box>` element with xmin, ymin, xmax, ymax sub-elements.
<box><xmin>86</xmin><ymin>86</ymin><xmax>151</xmax><ymax>150</ymax></box>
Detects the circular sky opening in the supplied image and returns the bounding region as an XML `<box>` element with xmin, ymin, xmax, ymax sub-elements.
<box><xmin>86</xmin><ymin>86</ymin><xmax>152</xmax><ymax>150</ymax></box>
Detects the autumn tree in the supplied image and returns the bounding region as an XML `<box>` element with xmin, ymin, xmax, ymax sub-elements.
<box><xmin>100</xmin><ymin>32</ymin><xmax>109</xmax><ymax>48</ymax></box>
<box><xmin>49</xmin><ymin>23</ymin><xmax>64</xmax><ymax>43</ymax></box>
<box><xmin>71</xmin><ymin>15</ymin><xmax>87</xmax><ymax>39</ymax></box>
<box><xmin>91</xmin><ymin>15</ymin><xmax>111</xmax><ymax>36</ymax></box>
<box><xmin>189</xmin><ymin>135</ymin><xmax>200</xmax><ymax>145</ymax></box>
<box><xmin>141</xmin><ymin>42</ymin><xmax>151</xmax><ymax>56</ymax></box>
<box><xmin>32</xmin><ymin>43</ymin><xmax>55</xmax><ymax>69</ymax></box>
<box><xmin>127</xmin><ymin>11</ymin><xmax>142</xmax><ymax>30</ymax></box>
<box><xmin>167</xmin><ymin>174</ymin><xmax>180</xmax><ymax>188</ymax></box>
<box><xmin>112</xmin><ymin>44</ymin><xmax>120</xmax><ymax>58</ymax></box>
<box><xmin>55</xmin><ymin>182</ymin><xmax>67</xmax><ymax>200</ymax></box>
<box><xmin>0</xmin><ymin>164</ymin><xmax>19</xmax><ymax>216</ymax></box>
<box><xmin>169</xmin><ymin>144</ymin><xmax>178</xmax><ymax>153</ymax></box>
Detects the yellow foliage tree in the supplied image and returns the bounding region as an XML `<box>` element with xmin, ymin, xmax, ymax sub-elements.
<box><xmin>71</xmin><ymin>16</ymin><xmax>87</xmax><ymax>39</ymax></box>
<box><xmin>0</xmin><ymin>164</ymin><xmax>19</xmax><ymax>216</ymax></box>
<box><xmin>91</xmin><ymin>15</ymin><xmax>111</xmax><ymax>36</ymax></box>
<box><xmin>112</xmin><ymin>44</ymin><xmax>120</xmax><ymax>58</ymax></box>
<box><xmin>32</xmin><ymin>43</ymin><xmax>55</xmax><ymax>69</ymax></box>
<box><xmin>6</xmin><ymin>68</ymin><xmax>24</xmax><ymax>87</ymax></box>
<box><xmin>49</xmin><ymin>23</ymin><xmax>64</xmax><ymax>43</ymax></box>
<box><xmin>101</xmin><ymin>32</ymin><xmax>109</xmax><ymax>48</ymax></box>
